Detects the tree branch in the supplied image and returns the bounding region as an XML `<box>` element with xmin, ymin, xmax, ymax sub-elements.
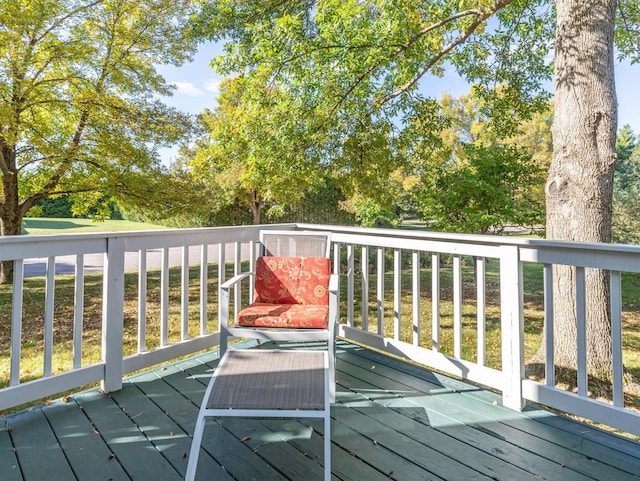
<box><xmin>381</xmin><ymin>1</ymin><xmax>516</xmax><ymax>103</ymax></box>
<box><xmin>30</xmin><ymin>0</ymin><xmax>104</xmax><ymax>46</ymax></box>
<box><xmin>326</xmin><ymin>2</ymin><xmax>516</xmax><ymax>114</ymax></box>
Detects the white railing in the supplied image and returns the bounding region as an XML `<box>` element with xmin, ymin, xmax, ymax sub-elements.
<box><xmin>0</xmin><ymin>224</ymin><xmax>291</xmax><ymax>410</ymax></box>
<box><xmin>298</xmin><ymin>224</ymin><xmax>640</xmax><ymax>437</ymax></box>
<box><xmin>0</xmin><ymin>223</ymin><xmax>638</xmax><ymax>438</ymax></box>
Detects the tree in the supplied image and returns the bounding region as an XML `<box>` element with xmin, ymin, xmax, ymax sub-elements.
<box><xmin>0</xmin><ymin>0</ymin><xmax>198</xmax><ymax>281</ymax></box>
<box><xmin>403</xmin><ymin>92</ymin><xmax>548</xmax><ymax>234</ymax></box>
<box><xmin>188</xmin><ymin>77</ymin><xmax>327</xmax><ymax>224</ymax></box>
<box><xmin>545</xmin><ymin>0</ymin><xmax>618</xmax><ymax>378</ymax></box>
<box><xmin>615</xmin><ymin>124</ymin><xmax>637</xmax><ymax>162</ymax></box>
<box><xmin>613</xmin><ymin>127</ymin><xmax>640</xmax><ymax>244</ymax></box>
<box><xmin>331</xmin><ymin>115</ymin><xmax>402</xmax><ymax>226</ymax></box>
<box><xmin>418</xmin><ymin>143</ymin><xmax>545</xmax><ymax>234</ymax></box>
<box><xmin>196</xmin><ymin>1</ymin><xmax>640</xmax><ymax>383</ymax></box>
<box><xmin>189</xmin><ymin>75</ymin><xmax>401</xmax><ymax>225</ymax></box>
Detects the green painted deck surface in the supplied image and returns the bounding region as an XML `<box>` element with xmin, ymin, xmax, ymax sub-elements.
<box><xmin>1</xmin><ymin>341</ymin><xmax>639</xmax><ymax>481</ymax></box>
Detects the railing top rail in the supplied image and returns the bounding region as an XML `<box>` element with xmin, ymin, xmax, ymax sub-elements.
<box><xmin>298</xmin><ymin>223</ymin><xmax>640</xmax><ymax>256</ymax></box>
<box><xmin>0</xmin><ymin>224</ymin><xmax>300</xmax><ymax>260</ymax></box>
<box><xmin>6</xmin><ymin>222</ymin><xmax>640</xmax><ymax>270</ymax></box>
<box><xmin>7</xmin><ymin>222</ymin><xmax>640</xmax><ymax>254</ymax></box>
<box><xmin>0</xmin><ymin>223</ymin><xmax>298</xmax><ymax>246</ymax></box>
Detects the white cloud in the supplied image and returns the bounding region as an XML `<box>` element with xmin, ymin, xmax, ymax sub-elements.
<box><xmin>171</xmin><ymin>81</ymin><xmax>204</xmax><ymax>96</ymax></box>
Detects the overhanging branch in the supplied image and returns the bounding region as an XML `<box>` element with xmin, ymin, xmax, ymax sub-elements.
<box><xmin>381</xmin><ymin>1</ymin><xmax>516</xmax><ymax>104</ymax></box>
<box><xmin>328</xmin><ymin>1</ymin><xmax>515</xmax><ymax>113</ymax></box>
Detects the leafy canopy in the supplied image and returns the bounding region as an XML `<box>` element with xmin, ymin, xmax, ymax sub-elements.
<box><xmin>399</xmin><ymin>92</ymin><xmax>548</xmax><ymax>234</ymax></box>
<box><xmin>189</xmin><ymin>77</ymin><xmax>328</xmax><ymax>223</ymax></box>
<box><xmin>0</xmin><ymin>0</ymin><xmax>198</xmax><ymax>228</ymax></box>
<box><xmin>196</xmin><ymin>0</ymin><xmax>555</xmax><ymax>138</ymax></box>
<box><xmin>193</xmin><ymin>0</ymin><xmax>640</xmax><ymax>235</ymax></box>
<box><xmin>190</xmin><ymin>0</ymin><xmax>558</xmax><ymax>229</ymax></box>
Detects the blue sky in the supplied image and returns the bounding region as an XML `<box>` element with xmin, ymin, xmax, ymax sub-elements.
<box><xmin>156</xmin><ymin>41</ymin><xmax>639</xmax><ymax>164</ymax></box>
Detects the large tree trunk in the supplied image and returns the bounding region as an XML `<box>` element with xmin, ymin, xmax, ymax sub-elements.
<box><xmin>545</xmin><ymin>0</ymin><xmax>617</xmax><ymax>379</ymax></box>
<box><xmin>0</xmin><ymin>225</ymin><xmax>21</xmax><ymax>284</ymax></box>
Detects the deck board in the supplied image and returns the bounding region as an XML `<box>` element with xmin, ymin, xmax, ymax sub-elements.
<box><xmin>335</xmin><ymin>356</ymin><xmax>553</xmax><ymax>481</ymax></box>
<box><xmin>75</xmin><ymin>390</ymin><xmax>183</xmax><ymax>481</ymax></box>
<box><xmin>1</xmin><ymin>340</ymin><xmax>639</xmax><ymax>481</ymax></box>
<box><xmin>120</xmin><ymin>372</ymin><xmax>234</xmax><ymax>481</ymax></box>
<box><xmin>341</xmin><ymin>343</ymin><xmax>640</xmax><ymax>480</ymax></box>
<box><xmin>338</xmin><ymin>364</ymin><xmax>596</xmax><ymax>481</ymax></box>
<box><xmin>335</xmin><ymin>386</ymin><xmax>542</xmax><ymax>481</ymax></box>
<box><xmin>0</xmin><ymin>414</ymin><xmax>27</xmax><ymax>481</ymax></box>
<box><xmin>8</xmin><ymin>407</ymin><xmax>77</xmax><ymax>480</ymax></box>
<box><xmin>43</xmin><ymin>399</ymin><xmax>130</xmax><ymax>481</ymax></box>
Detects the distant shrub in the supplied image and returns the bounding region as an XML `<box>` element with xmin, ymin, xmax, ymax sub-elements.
<box><xmin>37</xmin><ymin>196</ymin><xmax>74</xmax><ymax>218</ymax></box>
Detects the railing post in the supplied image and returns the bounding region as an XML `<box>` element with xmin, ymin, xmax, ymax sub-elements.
<box><xmin>102</xmin><ymin>236</ymin><xmax>125</xmax><ymax>393</ymax></box>
<box><xmin>361</xmin><ymin>245</ymin><xmax>369</xmax><ymax>331</ymax></box>
<box><xmin>393</xmin><ymin>249</ymin><xmax>401</xmax><ymax>341</ymax></box>
<box><xmin>10</xmin><ymin>260</ymin><xmax>24</xmax><ymax>387</ymax></box>
<box><xmin>218</xmin><ymin>243</ymin><xmax>226</xmax><ymax>325</ymax></box>
<box><xmin>499</xmin><ymin>245</ymin><xmax>525</xmax><ymax>411</ymax></box>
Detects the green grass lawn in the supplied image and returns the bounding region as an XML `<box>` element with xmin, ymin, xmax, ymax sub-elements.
<box><xmin>22</xmin><ymin>217</ymin><xmax>168</xmax><ymax>235</ymax></box>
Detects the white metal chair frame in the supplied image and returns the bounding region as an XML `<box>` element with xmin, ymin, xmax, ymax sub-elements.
<box><xmin>219</xmin><ymin>230</ymin><xmax>338</xmax><ymax>402</ymax></box>
<box><xmin>185</xmin><ymin>349</ymin><xmax>331</xmax><ymax>481</ymax></box>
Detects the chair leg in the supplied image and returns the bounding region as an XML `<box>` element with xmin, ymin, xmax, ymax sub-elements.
<box><xmin>219</xmin><ymin>327</ymin><xmax>228</xmax><ymax>358</ymax></box>
<box><xmin>324</xmin><ymin>411</ymin><xmax>331</xmax><ymax>481</ymax></box>
<box><xmin>328</xmin><ymin>337</ymin><xmax>336</xmax><ymax>403</ymax></box>
<box><xmin>185</xmin><ymin>413</ymin><xmax>207</xmax><ymax>481</ymax></box>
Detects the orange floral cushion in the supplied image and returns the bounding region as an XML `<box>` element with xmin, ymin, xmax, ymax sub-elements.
<box><xmin>237</xmin><ymin>303</ymin><xmax>329</xmax><ymax>328</ymax></box>
<box><xmin>235</xmin><ymin>256</ymin><xmax>331</xmax><ymax>329</ymax></box>
<box><xmin>253</xmin><ymin>256</ymin><xmax>331</xmax><ymax>305</ymax></box>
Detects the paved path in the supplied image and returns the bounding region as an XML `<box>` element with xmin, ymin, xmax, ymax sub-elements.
<box><xmin>22</xmin><ymin>244</ymin><xmax>251</xmax><ymax>278</ymax></box>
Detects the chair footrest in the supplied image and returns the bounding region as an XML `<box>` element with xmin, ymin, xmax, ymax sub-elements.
<box><xmin>207</xmin><ymin>350</ymin><xmax>328</xmax><ymax>411</ymax></box>
<box><xmin>185</xmin><ymin>349</ymin><xmax>331</xmax><ymax>481</ymax></box>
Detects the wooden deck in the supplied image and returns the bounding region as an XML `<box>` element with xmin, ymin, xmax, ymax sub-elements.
<box><xmin>1</xmin><ymin>341</ymin><xmax>639</xmax><ymax>481</ymax></box>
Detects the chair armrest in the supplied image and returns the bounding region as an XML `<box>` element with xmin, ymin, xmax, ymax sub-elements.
<box><xmin>220</xmin><ymin>271</ymin><xmax>254</xmax><ymax>292</ymax></box>
<box><xmin>220</xmin><ymin>271</ymin><xmax>254</xmax><ymax>331</ymax></box>
<box><xmin>329</xmin><ymin>274</ymin><xmax>339</xmax><ymax>295</ymax></box>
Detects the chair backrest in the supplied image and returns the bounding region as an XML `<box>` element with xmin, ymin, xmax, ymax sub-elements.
<box><xmin>259</xmin><ymin>231</ymin><xmax>331</xmax><ymax>258</ymax></box>
<box><xmin>254</xmin><ymin>256</ymin><xmax>331</xmax><ymax>305</ymax></box>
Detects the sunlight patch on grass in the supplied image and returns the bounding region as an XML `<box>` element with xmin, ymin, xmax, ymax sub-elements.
<box><xmin>22</xmin><ymin>217</ymin><xmax>168</xmax><ymax>235</ymax></box>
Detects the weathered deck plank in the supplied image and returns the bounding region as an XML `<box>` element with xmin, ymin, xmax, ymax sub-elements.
<box><xmin>119</xmin><ymin>371</ymin><xmax>234</xmax><ymax>481</ymax></box>
<box><xmin>335</xmin><ymin>354</ymin><xmax>575</xmax><ymax>481</ymax></box>
<box><xmin>43</xmin><ymin>400</ymin><xmax>130</xmax><ymax>481</ymax></box>
<box><xmin>74</xmin><ymin>390</ymin><xmax>183</xmax><ymax>481</ymax></box>
<box><xmin>1</xmin><ymin>341</ymin><xmax>639</xmax><ymax>481</ymax></box>
<box><xmin>0</xmin><ymin>417</ymin><xmax>23</xmax><ymax>481</ymax></box>
<box><xmin>8</xmin><ymin>407</ymin><xmax>77</xmax><ymax>480</ymax></box>
<box><xmin>334</xmin><ymin>380</ymin><xmax>542</xmax><ymax>481</ymax></box>
<box><xmin>342</xmin><ymin>343</ymin><xmax>640</xmax><ymax>480</ymax></box>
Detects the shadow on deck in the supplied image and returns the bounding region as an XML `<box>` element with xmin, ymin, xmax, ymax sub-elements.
<box><xmin>1</xmin><ymin>341</ymin><xmax>639</xmax><ymax>481</ymax></box>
